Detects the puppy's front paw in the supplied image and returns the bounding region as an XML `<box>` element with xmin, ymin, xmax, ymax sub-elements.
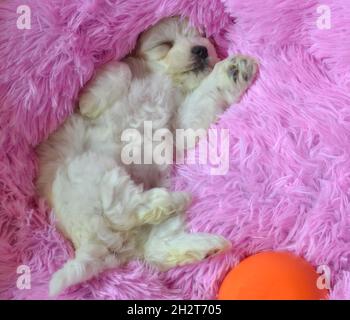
<box><xmin>226</xmin><ymin>55</ymin><xmax>259</xmax><ymax>85</ymax></box>
<box><xmin>211</xmin><ymin>55</ymin><xmax>258</xmax><ymax>105</ymax></box>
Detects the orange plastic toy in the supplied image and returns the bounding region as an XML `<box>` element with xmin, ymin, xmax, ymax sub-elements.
<box><xmin>218</xmin><ymin>252</ymin><xmax>328</xmax><ymax>300</ymax></box>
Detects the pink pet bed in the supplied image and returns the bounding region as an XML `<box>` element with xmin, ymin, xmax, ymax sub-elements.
<box><xmin>1</xmin><ymin>0</ymin><xmax>350</xmax><ymax>299</ymax></box>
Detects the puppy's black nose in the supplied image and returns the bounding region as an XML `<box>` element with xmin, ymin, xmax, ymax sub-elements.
<box><xmin>191</xmin><ymin>46</ymin><xmax>208</xmax><ymax>60</ymax></box>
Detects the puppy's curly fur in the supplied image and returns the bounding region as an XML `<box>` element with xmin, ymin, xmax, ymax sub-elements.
<box><xmin>36</xmin><ymin>17</ymin><xmax>258</xmax><ymax>296</ymax></box>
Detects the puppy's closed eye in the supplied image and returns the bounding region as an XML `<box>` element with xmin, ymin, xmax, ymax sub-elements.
<box><xmin>147</xmin><ymin>41</ymin><xmax>174</xmax><ymax>60</ymax></box>
<box><xmin>158</xmin><ymin>41</ymin><xmax>174</xmax><ymax>48</ymax></box>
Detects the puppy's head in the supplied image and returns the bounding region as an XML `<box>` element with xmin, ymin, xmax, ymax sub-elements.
<box><xmin>134</xmin><ymin>17</ymin><xmax>219</xmax><ymax>91</ymax></box>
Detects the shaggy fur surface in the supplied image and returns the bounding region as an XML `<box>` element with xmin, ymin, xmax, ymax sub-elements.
<box><xmin>1</xmin><ymin>0</ymin><xmax>350</xmax><ymax>299</ymax></box>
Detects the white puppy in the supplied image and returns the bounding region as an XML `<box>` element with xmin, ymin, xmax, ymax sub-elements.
<box><xmin>36</xmin><ymin>17</ymin><xmax>258</xmax><ymax>296</ymax></box>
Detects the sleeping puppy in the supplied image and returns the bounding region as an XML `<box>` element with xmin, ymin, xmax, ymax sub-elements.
<box><xmin>36</xmin><ymin>17</ymin><xmax>258</xmax><ymax>296</ymax></box>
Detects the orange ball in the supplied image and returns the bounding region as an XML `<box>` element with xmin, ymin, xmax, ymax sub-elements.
<box><xmin>218</xmin><ymin>252</ymin><xmax>328</xmax><ymax>300</ymax></box>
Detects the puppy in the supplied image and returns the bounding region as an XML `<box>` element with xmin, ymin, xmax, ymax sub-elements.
<box><xmin>36</xmin><ymin>17</ymin><xmax>258</xmax><ymax>296</ymax></box>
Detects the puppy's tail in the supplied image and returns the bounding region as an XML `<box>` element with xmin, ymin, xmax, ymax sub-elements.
<box><xmin>49</xmin><ymin>242</ymin><xmax>116</xmax><ymax>297</ymax></box>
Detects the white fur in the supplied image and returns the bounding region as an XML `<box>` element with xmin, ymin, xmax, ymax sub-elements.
<box><xmin>36</xmin><ymin>17</ymin><xmax>258</xmax><ymax>296</ymax></box>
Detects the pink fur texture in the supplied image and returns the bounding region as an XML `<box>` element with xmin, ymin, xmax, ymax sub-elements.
<box><xmin>1</xmin><ymin>0</ymin><xmax>350</xmax><ymax>299</ymax></box>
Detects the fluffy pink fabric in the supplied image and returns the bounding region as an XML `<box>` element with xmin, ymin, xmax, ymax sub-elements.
<box><xmin>1</xmin><ymin>0</ymin><xmax>349</xmax><ymax>299</ymax></box>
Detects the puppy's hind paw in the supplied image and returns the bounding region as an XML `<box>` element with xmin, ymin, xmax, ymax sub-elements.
<box><xmin>137</xmin><ymin>189</ymin><xmax>191</xmax><ymax>225</ymax></box>
<box><xmin>49</xmin><ymin>270</ymin><xmax>67</xmax><ymax>297</ymax></box>
<box><xmin>160</xmin><ymin>234</ymin><xmax>232</xmax><ymax>270</ymax></box>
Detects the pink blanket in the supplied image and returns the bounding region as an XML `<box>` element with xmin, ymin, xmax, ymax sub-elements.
<box><xmin>1</xmin><ymin>0</ymin><xmax>350</xmax><ymax>299</ymax></box>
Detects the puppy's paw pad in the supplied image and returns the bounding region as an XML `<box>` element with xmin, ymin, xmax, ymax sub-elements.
<box><xmin>227</xmin><ymin>55</ymin><xmax>258</xmax><ymax>83</ymax></box>
<box><xmin>228</xmin><ymin>64</ymin><xmax>239</xmax><ymax>82</ymax></box>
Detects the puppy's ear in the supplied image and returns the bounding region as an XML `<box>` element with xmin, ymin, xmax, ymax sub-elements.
<box><xmin>79</xmin><ymin>61</ymin><xmax>132</xmax><ymax>119</ymax></box>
